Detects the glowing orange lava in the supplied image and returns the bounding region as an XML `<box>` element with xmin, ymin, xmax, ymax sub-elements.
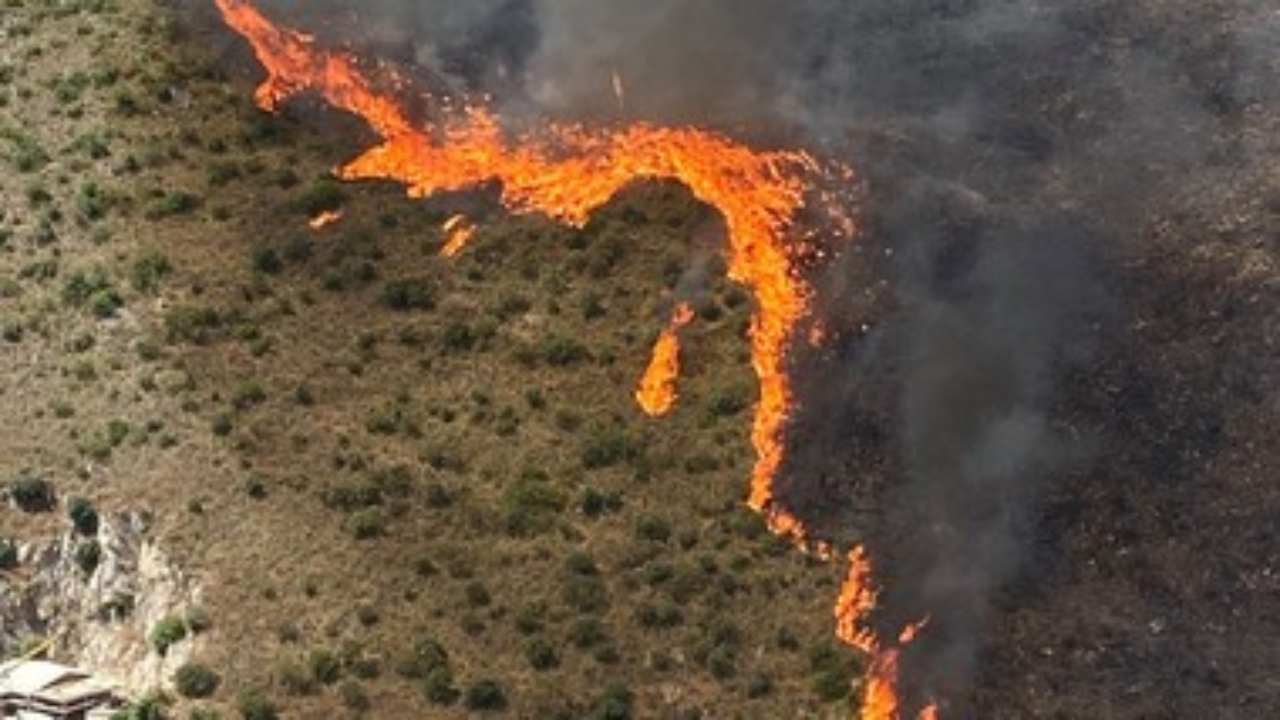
<box><xmin>213</xmin><ymin>3</ymin><xmax>939</xmax><ymax>717</ymax></box>
<box><xmin>635</xmin><ymin>303</ymin><xmax>695</xmax><ymax>416</ymax></box>
<box><xmin>440</xmin><ymin>214</ymin><xmax>476</xmax><ymax>258</ymax></box>
<box><xmin>308</xmin><ymin>209</ymin><xmax>343</xmax><ymax>229</ymax></box>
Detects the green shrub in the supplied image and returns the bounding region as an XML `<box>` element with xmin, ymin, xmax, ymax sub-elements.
<box><xmin>185</xmin><ymin>606</ymin><xmax>212</xmax><ymax>634</ymax></box>
<box><xmin>164</xmin><ymin>306</ymin><xmax>222</xmax><ymax>344</ymax></box>
<box><xmin>594</xmin><ymin>684</ymin><xmax>634</xmax><ymax>720</ymax></box>
<box><xmin>77</xmin><ymin>182</ymin><xmax>112</xmax><ymax>221</ymax></box>
<box><xmin>174</xmin><ymin>662</ymin><xmax>219</xmax><ymax>698</ymax></box>
<box><xmin>236</xmin><ymin>689</ymin><xmax>278</xmax><ymax>720</ymax></box>
<box><xmin>349</xmin><ymin>509</ymin><xmax>384</xmax><ymax>539</ymax></box>
<box><xmin>563</xmin><ymin>575</ymin><xmax>609</xmax><ymax>614</ymax></box>
<box><xmin>68</xmin><ymin>497</ymin><xmax>99</xmax><ymax>535</ymax></box>
<box><xmin>0</xmin><ymin>540</ymin><xmax>16</xmax><ymax>570</ymax></box>
<box><xmin>812</xmin><ymin>669</ymin><xmax>852</xmax><ymax>702</ymax></box>
<box><xmin>707</xmin><ymin>645</ymin><xmax>736</xmax><ymax>680</ymax></box>
<box><xmin>339</xmin><ymin>680</ymin><xmax>370</xmax><ymax>712</ymax></box>
<box><xmin>541</xmin><ymin>334</ymin><xmax>588</xmax><ymax>366</ymax></box>
<box><xmin>276</xmin><ymin>659</ymin><xmax>316</xmax><ymax>696</ymax></box>
<box><xmin>131</xmin><ymin>252</ymin><xmax>172</xmax><ymax>294</ymax></box>
<box><xmin>441</xmin><ymin>322</ymin><xmax>475</xmax><ymax>353</ymax></box>
<box><xmin>381</xmin><ymin>279</ymin><xmax>434</xmax><ymax>311</ymax></box>
<box><xmin>74</xmin><ymin>541</ymin><xmax>101</xmax><ymax>575</ymax></box>
<box><xmin>308</xmin><ymin>648</ymin><xmax>342</xmax><ymax>685</ymax></box>
<box><xmin>295</xmin><ymin>180</ymin><xmax>344</xmax><ymax>216</ymax></box>
<box><xmin>397</xmin><ymin>636</ymin><xmax>449</xmax><ymax>680</ymax></box>
<box><xmin>211</xmin><ymin>414</ymin><xmax>233</xmax><ymax>437</ymax></box>
<box><xmin>232</xmin><ymin>382</ymin><xmax>267</xmax><ymax>410</ymax></box>
<box><xmin>422</xmin><ymin>667</ymin><xmax>459</xmax><ymax>705</ymax></box>
<box><xmin>147</xmin><ymin>191</ymin><xmax>200</xmax><ymax>219</ymax></box>
<box><xmin>568</xmin><ymin>618</ymin><xmax>607</xmax><ymax>648</ymax></box>
<box><xmin>706</xmin><ymin>384</ymin><xmax>750</xmax><ymax>418</ymax></box>
<box><xmin>635</xmin><ymin>602</ymin><xmax>683</xmax><ymax>630</ymax></box>
<box><xmin>465</xmin><ymin>581</ymin><xmax>491</xmax><ymax>608</ymax></box>
<box><xmin>525</xmin><ymin>638</ymin><xmax>559</xmax><ymax>671</ymax></box>
<box><xmin>464</xmin><ymin>679</ymin><xmax>507</xmax><ymax>711</ymax></box>
<box><xmin>580</xmin><ymin>487</ymin><xmax>623</xmax><ymax>518</ymax></box>
<box><xmin>502</xmin><ymin>477</ymin><xmax>566</xmax><ymax>537</ymax></box>
<box><xmin>62</xmin><ymin>268</ymin><xmax>112</xmax><ymax>307</ymax></box>
<box><xmin>109</xmin><ymin>694</ymin><xmax>168</xmax><ymax>720</ymax></box>
<box><xmin>206</xmin><ymin>160</ymin><xmax>241</xmax><ymax>187</ymax></box>
<box><xmin>746</xmin><ymin>671</ymin><xmax>773</xmax><ymax>698</ymax></box>
<box><xmin>150</xmin><ymin>616</ymin><xmax>188</xmax><ymax>655</ymax></box>
<box><xmin>2</xmin><ymin>129</ymin><xmax>48</xmax><ymax>172</ymax></box>
<box><xmin>581</xmin><ymin>428</ymin><xmax>639</xmax><ymax>469</ymax></box>
<box><xmin>514</xmin><ymin>603</ymin><xmax>545</xmax><ymax>635</ymax></box>
<box><xmin>10</xmin><ymin>476</ymin><xmax>55</xmax><ymax>512</ymax></box>
<box><xmin>635</xmin><ymin>514</ymin><xmax>672</xmax><ymax>543</ymax></box>
<box><xmin>251</xmin><ymin>248</ymin><xmax>282</xmax><ymax>275</ymax></box>
<box><xmin>565</xmin><ymin>552</ymin><xmax>598</xmax><ymax>576</ymax></box>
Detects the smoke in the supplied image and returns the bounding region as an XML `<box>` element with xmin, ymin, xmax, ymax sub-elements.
<box><xmin>216</xmin><ymin>0</ymin><xmax>1273</xmax><ymax>711</ymax></box>
<box><xmin>879</xmin><ymin>203</ymin><xmax>1107</xmax><ymax>706</ymax></box>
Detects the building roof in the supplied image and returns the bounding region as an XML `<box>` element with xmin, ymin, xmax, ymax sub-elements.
<box><xmin>0</xmin><ymin>659</ymin><xmax>119</xmax><ymax>707</ymax></box>
<box><xmin>0</xmin><ymin>660</ymin><xmax>86</xmax><ymax>696</ymax></box>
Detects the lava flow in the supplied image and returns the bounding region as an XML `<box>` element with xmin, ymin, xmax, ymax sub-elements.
<box><xmin>635</xmin><ymin>303</ymin><xmax>695</xmax><ymax>417</ymax></box>
<box><xmin>215</xmin><ymin>0</ymin><xmax>930</xmax><ymax>716</ymax></box>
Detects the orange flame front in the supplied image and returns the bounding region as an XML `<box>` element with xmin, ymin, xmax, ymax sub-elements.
<box><xmin>835</xmin><ymin>547</ymin><xmax>940</xmax><ymax>720</ymax></box>
<box><xmin>308</xmin><ymin>209</ymin><xmax>343</xmax><ymax>229</ymax></box>
<box><xmin>215</xmin><ymin>0</ymin><xmax>823</xmax><ymax>546</ymax></box>
<box><xmin>212</xmin><ymin>3</ymin><xmax>940</xmax><ymax>718</ymax></box>
<box><xmin>635</xmin><ymin>303</ymin><xmax>695</xmax><ymax>416</ymax></box>
<box><xmin>440</xmin><ymin>214</ymin><xmax>476</xmax><ymax>258</ymax></box>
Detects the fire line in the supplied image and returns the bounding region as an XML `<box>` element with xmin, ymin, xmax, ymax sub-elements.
<box><xmin>214</xmin><ymin>1</ymin><xmax>933</xmax><ymax>716</ymax></box>
<box><xmin>635</xmin><ymin>302</ymin><xmax>695</xmax><ymax>417</ymax></box>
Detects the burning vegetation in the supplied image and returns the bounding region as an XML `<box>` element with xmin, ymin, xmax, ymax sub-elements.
<box><xmin>635</xmin><ymin>302</ymin><xmax>695</xmax><ymax>418</ymax></box>
<box><xmin>214</xmin><ymin>0</ymin><xmax>928</xmax><ymax>715</ymax></box>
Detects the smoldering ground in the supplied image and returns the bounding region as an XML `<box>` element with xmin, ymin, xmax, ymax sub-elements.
<box><xmin>198</xmin><ymin>0</ymin><xmax>1279</xmax><ymax>713</ymax></box>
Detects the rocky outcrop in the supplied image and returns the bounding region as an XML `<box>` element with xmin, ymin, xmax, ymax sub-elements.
<box><xmin>0</xmin><ymin>512</ymin><xmax>203</xmax><ymax>696</ymax></box>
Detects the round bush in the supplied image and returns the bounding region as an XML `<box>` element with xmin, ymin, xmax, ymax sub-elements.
<box><xmin>237</xmin><ymin>689</ymin><xmax>278</xmax><ymax>720</ymax></box>
<box><xmin>465</xmin><ymin>679</ymin><xmax>507</xmax><ymax>712</ymax></box>
<box><xmin>10</xmin><ymin>476</ymin><xmax>55</xmax><ymax>512</ymax></box>
<box><xmin>0</xmin><ymin>540</ymin><xmax>18</xmax><ymax>570</ymax></box>
<box><xmin>68</xmin><ymin>497</ymin><xmax>99</xmax><ymax>535</ymax></box>
<box><xmin>525</xmin><ymin>638</ymin><xmax>559</xmax><ymax>671</ymax></box>
<box><xmin>174</xmin><ymin>662</ymin><xmax>220</xmax><ymax>698</ymax></box>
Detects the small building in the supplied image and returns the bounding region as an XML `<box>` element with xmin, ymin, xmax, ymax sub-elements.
<box><xmin>0</xmin><ymin>660</ymin><xmax>125</xmax><ymax>720</ymax></box>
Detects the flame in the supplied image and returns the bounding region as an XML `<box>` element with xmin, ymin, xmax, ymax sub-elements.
<box><xmin>440</xmin><ymin>214</ymin><xmax>476</xmax><ymax>258</ymax></box>
<box><xmin>635</xmin><ymin>303</ymin><xmax>695</xmax><ymax>416</ymax></box>
<box><xmin>835</xmin><ymin>547</ymin><xmax>940</xmax><ymax>720</ymax></box>
<box><xmin>215</xmin><ymin>0</ymin><xmax>825</xmax><ymax>547</ymax></box>
<box><xmin>308</xmin><ymin>209</ymin><xmax>343</xmax><ymax>229</ymax></box>
<box><xmin>212</xmin><ymin>3</ymin><xmax>944</xmax><ymax>718</ymax></box>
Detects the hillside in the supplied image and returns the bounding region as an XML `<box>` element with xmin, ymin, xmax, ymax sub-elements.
<box><xmin>1</xmin><ymin>2</ymin><xmax>853</xmax><ymax>718</ymax></box>
<box><xmin>4</xmin><ymin>2</ymin><xmax>1280</xmax><ymax>720</ymax></box>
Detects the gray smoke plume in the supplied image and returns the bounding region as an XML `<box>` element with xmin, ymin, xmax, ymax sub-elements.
<box><xmin>213</xmin><ymin>0</ymin><xmax>1276</xmax><ymax>712</ymax></box>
